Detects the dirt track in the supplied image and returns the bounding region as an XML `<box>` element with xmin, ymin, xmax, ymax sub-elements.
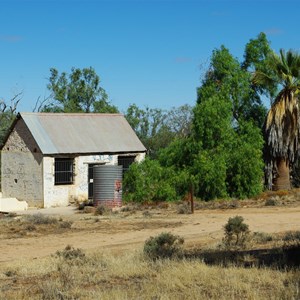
<box><xmin>1</xmin><ymin>205</ymin><xmax>300</xmax><ymax>263</ymax></box>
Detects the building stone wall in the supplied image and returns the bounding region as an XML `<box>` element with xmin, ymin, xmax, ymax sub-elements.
<box><xmin>1</xmin><ymin>119</ymin><xmax>43</xmax><ymax>207</ymax></box>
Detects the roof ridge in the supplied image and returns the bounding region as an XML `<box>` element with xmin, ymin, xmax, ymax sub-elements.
<box><xmin>20</xmin><ymin>112</ymin><xmax>123</xmax><ymax>116</ymax></box>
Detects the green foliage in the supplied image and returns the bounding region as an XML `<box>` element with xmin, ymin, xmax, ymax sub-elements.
<box><xmin>226</xmin><ymin>121</ymin><xmax>264</xmax><ymax>198</ymax></box>
<box><xmin>125</xmin><ymin>103</ymin><xmax>193</xmax><ymax>158</ymax></box>
<box><xmin>43</xmin><ymin>67</ymin><xmax>118</xmax><ymax>113</ymax></box>
<box><xmin>198</xmin><ymin>44</ymin><xmax>267</xmax><ymax>129</ymax></box>
<box><xmin>0</xmin><ymin>112</ymin><xmax>15</xmax><ymax>145</ymax></box>
<box><xmin>123</xmin><ymin>33</ymin><xmax>269</xmax><ymax>202</ymax></box>
<box><xmin>158</xmin><ymin>137</ymin><xmax>198</xmax><ymax>171</ymax></box>
<box><xmin>193</xmin><ymin>94</ymin><xmax>232</xmax><ymax>149</ymax></box>
<box><xmin>190</xmin><ymin>43</ymin><xmax>265</xmax><ymax>200</ymax></box>
<box><xmin>223</xmin><ymin>216</ymin><xmax>250</xmax><ymax>249</ymax></box>
<box><xmin>123</xmin><ymin>158</ymin><xmax>177</xmax><ymax>202</ymax></box>
<box><xmin>143</xmin><ymin>232</ymin><xmax>184</xmax><ymax>260</ymax></box>
<box><xmin>243</xmin><ymin>32</ymin><xmax>277</xmax><ymax>101</ymax></box>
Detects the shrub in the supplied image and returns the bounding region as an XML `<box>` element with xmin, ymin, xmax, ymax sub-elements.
<box><xmin>252</xmin><ymin>231</ymin><xmax>273</xmax><ymax>244</ymax></box>
<box><xmin>59</xmin><ymin>220</ymin><xmax>73</xmax><ymax>229</ymax></box>
<box><xmin>55</xmin><ymin>245</ymin><xmax>85</xmax><ymax>261</ymax></box>
<box><xmin>265</xmin><ymin>197</ymin><xmax>280</xmax><ymax>206</ymax></box>
<box><xmin>123</xmin><ymin>158</ymin><xmax>178</xmax><ymax>202</ymax></box>
<box><xmin>282</xmin><ymin>231</ymin><xmax>300</xmax><ymax>243</ymax></box>
<box><xmin>143</xmin><ymin>232</ymin><xmax>184</xmax><ymax>260</ymax></box>
<box><xmin>223</xmin><ymin>216</ymin><xmax>250</xmax><ymax>249</ymax></box>
<box><xmin>25</xmin><ymin>213</ymin><xmax>58</xmax><ymax>225</ymax></box>
<box><xmin>25</xmin><ymin>224</ymin><xmax>36</xmax><ymax>231</ymax></box>
<box><xmin>142</xmin><ymin>210</ymin><xmax>152</xmax><ymax>218</ymax></box>
<box><xmin>177</xmin><ymin>203</ymin><xmax>191</xmax><ymax>214</ymax></box>
<box><xmin>94</xmin><ymin>205</ymin><xmax>111</xmax><ymax>216</ymax></box>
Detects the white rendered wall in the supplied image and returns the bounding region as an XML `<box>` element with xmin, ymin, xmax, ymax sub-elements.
<box><xmin>75</xmin><ymin>154</ymin><xmax>115</xmax><ymax>202</ymax></box>
<box><xmin>42</xmin><ymin>153</ymin><xmax>145</xmax><ymax>208</ymax></box>
<box><xmin>43</xmin><ymin>154</ymin><xmax>115</xmax><ymax>208</ymax></box>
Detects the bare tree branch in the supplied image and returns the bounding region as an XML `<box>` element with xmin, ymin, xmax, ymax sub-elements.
<box><xmin>32</xmin><ymin>95</ymin><xmax>52</xmax><ymax>112</ymax></box>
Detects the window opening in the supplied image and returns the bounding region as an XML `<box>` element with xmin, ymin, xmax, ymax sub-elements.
<box><xmin>54</xmin><ymin>158</ymin><xmax>74</xmax><ymax>185</ymax></box>
<box><xmin>118</xmin><ymin>155</ymin><xmax>136</xmax><ymax>173</ymax></box>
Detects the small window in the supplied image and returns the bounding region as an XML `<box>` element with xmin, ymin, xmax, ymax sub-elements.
<box><xmin>54</xmin><ymin>158</ymin><xmax>74</xmax><ymax>185</ymax></box>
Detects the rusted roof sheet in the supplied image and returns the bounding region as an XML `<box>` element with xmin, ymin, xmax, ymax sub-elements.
<box><xmin>20</xmin><ymin>113</ymin><xmax>146</xmax><ymax>155</ymax></box>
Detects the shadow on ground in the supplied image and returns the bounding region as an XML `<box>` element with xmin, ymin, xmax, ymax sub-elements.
<box><xmin>185</xmin><ymin>244</ymin><xmax>300</xmax><ymax>269</ymax></box>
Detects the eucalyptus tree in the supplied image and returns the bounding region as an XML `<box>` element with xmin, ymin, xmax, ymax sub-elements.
<box><xmin>254</xmin><ymin>49</ymin><xmax>300</xmax><ymax>190</ymax></box>
<box><xmin>42</xmin><ymin>67</ymin><xmax>118</xmax><ymax>113</ymax></box>
<box><xmin>160</xmin><ymin>45</ymin><xmax>265</xmax><ymax>200</ymax></box>
<box><xmin>125</xmin><ymin>104</ymin><xmax>193</xmax><ymax>159</ymax></box>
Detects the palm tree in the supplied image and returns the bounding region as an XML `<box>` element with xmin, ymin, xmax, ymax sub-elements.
<box><xmin>254</xmin><ymin>49</ymin><xmax>300</xmax><ymax>190</ymax></box>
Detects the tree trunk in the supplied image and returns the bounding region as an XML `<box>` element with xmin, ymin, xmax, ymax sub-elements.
<box><xmin>273</xmin><ymin>158</ymin><xmax>291</xmax><ymax>190</ymax></box>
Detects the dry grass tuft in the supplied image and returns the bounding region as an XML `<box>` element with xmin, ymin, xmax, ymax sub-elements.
<box><xmin>0</xmin><ymin>214</ymin><xmax>73</xmax><ymax>239</ymax></box>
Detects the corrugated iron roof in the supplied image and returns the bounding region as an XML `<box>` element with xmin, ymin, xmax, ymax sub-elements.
<box><xmin>20</xmin><ymin>112</ymin><xmax>146</xmax><ymax>155</ymax></box>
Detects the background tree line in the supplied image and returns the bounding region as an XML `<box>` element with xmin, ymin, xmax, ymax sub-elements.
<box><xmin>1</xmin><ymin>32</ymin><xmax>300</xmax><ymax>201</ymax></box>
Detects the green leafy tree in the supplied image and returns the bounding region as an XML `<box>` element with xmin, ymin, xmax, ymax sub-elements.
<box><xmin>125</xmin><ymin>104</ymin><xmax>193</xmax><ymax>158</ymax></box>
<box><xmin>125</xmin><ymin>104</ymin><xmax>167</xmax><ymax>157</ymax></box>
<box><xmin>193</xmin><ymin>95</ymin><xmax>263</xmax><ymax>200</ymax></box>
<box><xmin>243</xmin><ymin>32</ymin><xmax>277</xmax><ymax>103</ymax></box>
<box><xmin>191</xmin><ymin>45</ymin><xmax>264</xmax><ymax>199</ymax></box>
<box><xmin>226</xmin><ymin>121</ymin><xmax>264</xmax><ymax>198</ymax></box>
<box><xmin>124</xmin><ymin>34</ymin><xmax>270</xmax><ymax>202</ymax></box>
<box><xmin>253</xmin><ymin>49</ymin><xmax>300</xmax><ymax>190</ymax></box>
<box><xmin>42</xmin><ymin>67</ymin><xmax>118</xmax><ymax>113</ymax></box>
<box><xmin>198</xmin><ymin>45</ymin><xmax>267</xmax><ymax>129</ymax></box>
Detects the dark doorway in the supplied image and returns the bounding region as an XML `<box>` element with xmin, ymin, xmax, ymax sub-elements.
<box><xmin>88</xmin><ymin>164</ymin><xmax>102</xmax><ymax>199</ymax></box>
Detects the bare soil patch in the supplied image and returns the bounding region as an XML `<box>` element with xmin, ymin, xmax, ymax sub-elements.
<box><xmin>0</xmin><ymin>192</ymin><xmax>300</xmax><ymax>263</ymax></box>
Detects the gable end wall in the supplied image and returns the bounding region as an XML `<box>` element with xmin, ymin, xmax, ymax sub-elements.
<box><xmin>1</xmin><ymin>119</ymin><xmax>44</xmax><ymax>207</ymax></box>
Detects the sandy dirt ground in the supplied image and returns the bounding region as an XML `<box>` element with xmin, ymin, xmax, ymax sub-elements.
<box><xmin>1</xmin><ymin>204</ymin><xmax>300</xmax><ymax>263</ymax></box>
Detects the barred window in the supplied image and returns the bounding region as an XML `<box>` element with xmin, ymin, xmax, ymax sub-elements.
<box><xmin>118</xmin><ymin>155</ymin><xmax>136</xmax><ymax>173</ymax></box>
<box><xmin>54</xmin><ymin>158</ymin><xmax>74</xmax><ymax>185</ymax></box>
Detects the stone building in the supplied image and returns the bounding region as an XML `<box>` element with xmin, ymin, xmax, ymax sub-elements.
<box><xmin>0</xmin><ymin>113</ymin><xmax>146</xmax><ymax>208</ymax></box>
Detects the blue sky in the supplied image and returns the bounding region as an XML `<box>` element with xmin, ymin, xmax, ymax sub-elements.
<box><xmin>0</xmin><ymin>0</ymin><xmax>299</xmax><ymax>113</ymax></box>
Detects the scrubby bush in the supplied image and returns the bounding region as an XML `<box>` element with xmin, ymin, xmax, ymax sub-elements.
<box><xmin>282</xmin><ymin>231</ymin><xmax>300</xmax><ymax>243</ymax></box>
<box><xmin>94</xmin><ymin>205</ymin><xmax>111</xmax><ymax>216</ymax></box>
<box><xmin>252</xmin><ymin>231</ymin><xmax>273</xmax><ymax>244</ymax></box>
<box><xmin>59</xmin><ymin>220</ymin><xmax>73</xmax><ymax>229</ymax></box>
<box><xmin>142</xmin><ymin>210</ymin><xmax>152</xmax><ymax>218</ymax></box>
<box><xmin>55</xmin><ymin>245</ymin><xmax>85</xmax><ymax>261</ymax></box>
<box><xmin>25</xmin><ymin>213</ymin><xmax>58</xmax><ymax>225</ymax></box>
<box><xmin>223</xmin><ymin>216</ymin><xmax>250</xmax><ymax>249</ymax></box>
<box><xmin>143</xmin><ymin>232</ymin><xmax>184</xmax><ymax>260</ymax></box>
<box><xmin>265</xmin><ymin>197</ymin><xmax>280</xmax><ymax>206</ymax></box>
<box><xmin>177</xmin><ymin>203</ymin><xmax>191</xmax><ymax>214</ymax></box>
